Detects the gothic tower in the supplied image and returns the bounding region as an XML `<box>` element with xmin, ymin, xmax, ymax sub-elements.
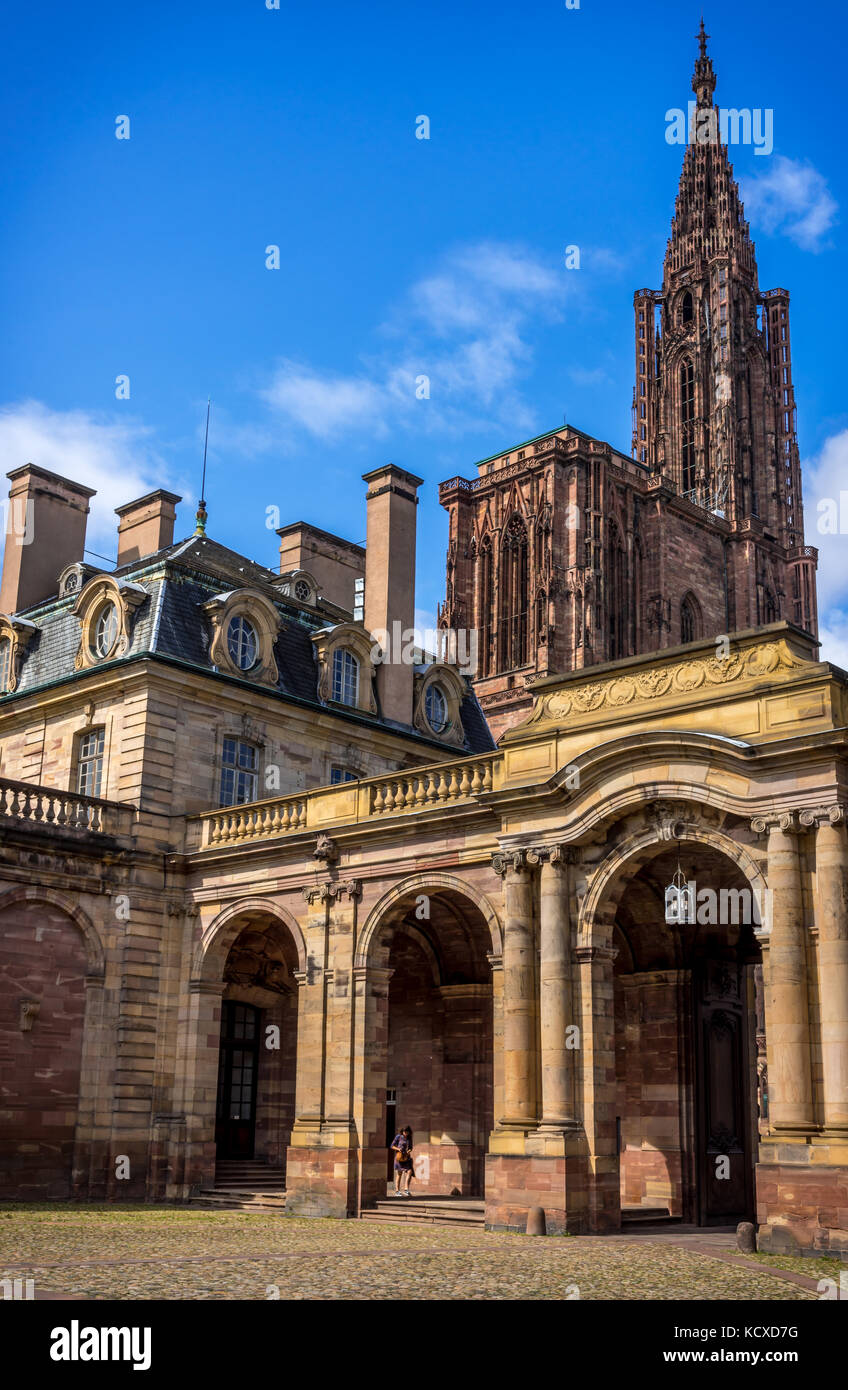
<box><xmin>439</xmin><ymin>24</ymin><xmax>818</xmax><ymax>741</ymax></box>
<box><xmin>633</xmin><ymin>21</ymin><xmax>818</xmax><ymax>635</ymax></box>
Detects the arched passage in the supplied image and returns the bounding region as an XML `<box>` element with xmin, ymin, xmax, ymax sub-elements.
<box><xmin>581</xmin><ymin>826</ymin><xmax>765</xmax><ymax>1228</ymax></box>
<box><xmin>187</xmin><ymin>900</ymin><xmax>302</xmax><ymax>1187</ymax></box>
<box><xmin>0</xmin><ymin>890</ymin><xmax>102</xmax><ymax>1198</ymax></box>
<box><xmin>359</xmin><ymin>880</ymin><xmax>499</xmax><ymax>1204</ymax></box>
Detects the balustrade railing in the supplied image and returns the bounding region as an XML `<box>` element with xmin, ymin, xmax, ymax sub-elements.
<box><xmin>191</xmin><ymin>752</ymin><xmax>497</xmax><ymax>850</ymax></box>
<box><xmin>0</xmin><ymin>777</ymin><xmax>133</xmax><ymax>837</ymax></box>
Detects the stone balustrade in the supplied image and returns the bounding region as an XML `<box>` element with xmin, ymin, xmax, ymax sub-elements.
<box><xmin>0</xmin><ymin>777</ymin><xmax>133</xmax><ymax>837</ymax></box>
<box><xmin>191</xmin><ymin>753</ymin><xmax>496</xmax><ymax>850</ymax></box>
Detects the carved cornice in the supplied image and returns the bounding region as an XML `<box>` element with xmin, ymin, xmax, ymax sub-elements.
<box><xmin>529</xmin><ymin>637</ymin><xmax>806</xmax><ymax>725</ymax></box>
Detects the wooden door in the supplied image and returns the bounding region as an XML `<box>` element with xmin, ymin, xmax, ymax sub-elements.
<box><xmin>215</xmin><ymin>1002</ymin><xmax>260</xmax><ymax>1160</ymax></box>
<box><xmin>694</xmin><ymin>959</ymin><xmax>755</xmax><ymax>1225</ymax></box>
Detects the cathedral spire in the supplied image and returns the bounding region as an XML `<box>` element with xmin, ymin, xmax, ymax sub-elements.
<box><xmin>692</xmin><ymin>17</ymin><xmax>716</xmax><ymax>108</ymax></box>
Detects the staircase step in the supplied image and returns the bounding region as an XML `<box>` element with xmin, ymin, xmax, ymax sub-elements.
<box><xmin>361</xmin><ymin>1197</ymin><xmax>485</xmax><ymax>1228</ymax></box>
<box><xmin>621</xmin><ymin>1206</ymin><xmax>673</xmax><ymax>1223</ymax></box>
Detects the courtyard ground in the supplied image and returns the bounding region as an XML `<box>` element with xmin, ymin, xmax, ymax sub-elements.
<box><xmin>1</xmin><ymin>1205</ymin><xmax>844</xmax><ymax>1300</ymax></box>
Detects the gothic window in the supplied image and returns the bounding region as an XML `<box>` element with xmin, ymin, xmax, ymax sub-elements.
<box><xmin>478</xmin><ymin>535</ymin><xmax>495</xmax><ymax>677</ymax></box>
<box><xmin>499</xmin><ymin>514</ymin><xmax>529</xmax><ymax>669</ymax></box>
<box><xmin>680</xmin><ymin>592</ymin><xmax>702</xmax><ymax>644</ymax></box>
<box><xmin>763</xmin><ymin>588</ymin><xmax>778</xmax><ymax>624</ymax></box>
<box><xmin>680</xmin><ymin>358</ymin><xmax>696</xmax><ymax>493</ymax></box>
<box><xmin>606</xmin><ymin>521</ymin><xmax>627</xmax><ymax>662</ymax></box>
<box><xmin>681</xmin><ymin>291</ymin><xmax>694</xmax><ymax>325</ymax></box>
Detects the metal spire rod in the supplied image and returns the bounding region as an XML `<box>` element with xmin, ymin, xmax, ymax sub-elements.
<box><xmin>195</xmin><ymin>398</ymin><xmax>211</xmax><ymax>536</ymax></box>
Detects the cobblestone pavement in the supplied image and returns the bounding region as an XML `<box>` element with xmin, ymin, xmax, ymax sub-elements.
<box><xmin>0</xmin><ymin>1206</ymin><xmax>831</xmax><ymax>1301</ymax></box>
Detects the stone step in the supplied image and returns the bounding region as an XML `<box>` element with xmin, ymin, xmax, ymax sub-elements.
<box><xmin>621</xmin><ymin>1206</ymin><xmax>673</xmax><ymax>1223</ymax></box>
<box><xmin>362</xmin><ymin>1197</ymin><xmax>485</xmax><ymax>1228</ymax></box>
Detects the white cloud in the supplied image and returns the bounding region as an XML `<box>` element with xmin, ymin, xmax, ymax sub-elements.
<box><xmin>819</xmin><ymin>611</ymin><xmax>848</xmax><ymax>670</ymax></box>
<box><xmin>0</xmin><ymin>401</ymin><xmax>188</xmax><ymax>559</ymax></box>
<box><xmin>741</xmin><ymin>156</ymin><xmax>837</xmax><ymax>252</ymax></box>
<box><xmin>803</xmin><ymin>428</ymin><xmax>848</xmax><ymax>611</ymax></box>
<box><xmin>260</xmin><ymin>242</ymin><xmax>569</xmax><ymax>441</ymax></box>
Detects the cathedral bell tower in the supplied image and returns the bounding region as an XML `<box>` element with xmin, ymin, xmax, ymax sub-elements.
<box><xmin>632</xmin><ymin>21</ymin><xmax>817</xmax><ymax>635</ymax></box>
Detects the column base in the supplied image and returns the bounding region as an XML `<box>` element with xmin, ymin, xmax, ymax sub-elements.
<box><xmin>756</xmin><ymin>1136</ymin><xmax>848</xmax><ymax>1258</ymax></box>
<box><xmin>284</xmin><ymin>1129</ymin><xmax>358</xmax><ymax>1218</ymax></box>
<box><xmin>484</xmin><ymin>1130</ymin><xmax>589</xmax><ymax>1234</ymax></box>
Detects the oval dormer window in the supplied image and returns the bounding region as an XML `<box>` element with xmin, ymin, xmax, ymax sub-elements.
<box><xmin>94</xmin><ymin>602</ymin><xmax>119</xmax><ymax>658</ymax></box>
<box><xmin>425</xmin><ymin>682</ymin><xmax>449</xmax><ymax>734</ymax></box>
<box><xmin>227</xmin><ymin>615</ymin><xmax>258</xmax><ymax>671</ymax></box>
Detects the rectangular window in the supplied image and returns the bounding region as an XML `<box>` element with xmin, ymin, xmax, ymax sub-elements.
<box><xmin>639</xmin><ymin>381</ymin><xmax>645</xmax><ymax>396</ymax></box>
<box><xmin>330</xmin><ymin>766</ymin><xmax>357</xmax><ymax>785</ymax></box>
<box><xmin>219</xmin><ymin>737</ymin><xmax>258</xmax><ymax>807</ymax></box>
<box><xmin>77</xmin><ymin>728</ymin><xmax>105</xmax><ymax>798</ymax></box>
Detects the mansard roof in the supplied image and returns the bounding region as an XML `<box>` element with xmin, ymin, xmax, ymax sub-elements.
<box><xmin>5</xmin><ymin>534</ymin><xmax>495</xmax><ymax>756</ymax></box>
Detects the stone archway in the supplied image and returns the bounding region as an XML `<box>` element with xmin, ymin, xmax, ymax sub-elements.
<box><xmin>181</xmin><ymin>899</ymin><xmax>303</xmax><ymax>1193</ymax></box>
<box><xmin>578</xmin><ymin>815</ymin><xmax>767</xmax><ymax>1230</ymax></box>
<box><xmin>355</xmin><ymin>878</ymin><xmax>500</xmax><ymax>1210</ymax></box>
<box><xmin>0</xmin><ymin>890</ymin><xmax>104</xmax><ymax>1198</ymax></box>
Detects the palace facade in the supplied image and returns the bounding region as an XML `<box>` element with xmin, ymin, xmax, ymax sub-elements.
<box><xmin>1</xmin><ymin>29</ymin><xmax>845</xmax><ymax>1258</ymax></box>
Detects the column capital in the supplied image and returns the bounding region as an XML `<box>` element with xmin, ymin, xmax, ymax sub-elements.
<box><xmin>751</xmin><ymin>810</ymin><xmax>801</xmax><ymax>836</ymax></box>
<box><xmin>574</xmin><ymin>944</ymin><xmax>619</xmax><ymax>964</ymax></box>
<box><xmin>537</xmin><ymin>843</ymin><xmax>573</xmax><ymax>867</ymax></box>
<box><xmin>798</xmin><ymin>803</ymin><xmax>846</xmax><ymax>829</ymax></box>
<box><xmin>492</xmin><ymin>849</ymin><xmax>535</xmax><ymax>878</ymax></box>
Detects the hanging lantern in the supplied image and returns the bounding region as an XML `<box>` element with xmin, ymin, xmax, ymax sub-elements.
<box><xmin>665</xmin><ymin>865</ymin><xmax>695</xmax><ymax>925</ymax></box>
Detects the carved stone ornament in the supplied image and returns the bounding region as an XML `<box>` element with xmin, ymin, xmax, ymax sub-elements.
<box><xmin>750</xmin><ymin>810</ymin><xmax>800</xmax><ymax>836</ymax></box>
<box><xmin>313</xmin><ymin>833</ymin><xmax>339</xmax><ymax>863</ymax></box>
<box><xmin>529</xmin><ymin>635</ymin><xmax>806</xmax><ymax>726</ymax></box>
<box><xmin>303</xmin><ymin>879</ymin><xmax>362</xmax><ymax>905</ymax></box>
<box><xmin>798</xmin><ymin>803</ymin><xmax>846</xmax><ymax>829</ymax></box>
<box><xmin>203</xmin><ymin>587</ymin><xmax>281</xmax><ymax>687</ymax></box>
<box><xmin>73</xmin><ymin>575</ymin><xmax>147</xmax><ymax>670</ymax></box>
<box><xmin>19</xmin><ymin>998</ymin><xmax>40</xmax><ymax>1032</ymax></box>
<box><xmin>0</xmin><ymin>613</ymin><xmax>37</xmax><ymax>693</ymax></box>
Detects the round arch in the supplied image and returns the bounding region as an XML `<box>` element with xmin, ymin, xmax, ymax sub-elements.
<box><xmin>356</xmin><ymin>871</ymin><xmax>503</xmax><ymax>969</ymax></box>
<box><xmin>0</xmin><ymin>885</ymin><xmax>105</xmax><ymax>977</ymax></box>
<box><xmin>193</xmin><ymin>897</ymin><xmax>307</xmax><ymax>983</ymax></box>
<box><xmin>578</xmin><ymin>819</ymin><xmax>768</xmax><ymax>951</ymax></box>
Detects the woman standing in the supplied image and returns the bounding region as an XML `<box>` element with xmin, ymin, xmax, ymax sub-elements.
<box><xmin>391</xmin><ymin>1125</ymin><xmax>415</xmax><ymax>1195</ymax></box>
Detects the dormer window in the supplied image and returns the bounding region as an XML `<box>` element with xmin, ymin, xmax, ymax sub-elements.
<box><xmin>332</xmin><ymin>648</ymin><xmax>359</xmax><ymax>706</ymax></box>
<box><xmin>94</xmin><ymin>602</ymin><xmax>119</xmax><ymax>658</ymax></box>
<box><xmin>424</xmin><ymin>682</ymin><xmax>449</xmax><ymax>734</ymax></box>
<box><xmin>227</xmin><ymin>615</ymin><xmax>258</xmax><ymax>671</ymax></box>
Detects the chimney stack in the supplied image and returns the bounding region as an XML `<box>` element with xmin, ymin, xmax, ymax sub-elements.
<box><xmin>115</xmin><ymin>490</ymin><xmax>181</xmax><ymax>567</ymax></box>
<box><xmin>362</xmin><ymin>464</ymin><xmax>423</xmax><ymax>725</ymax></box>
<box><xmin>0</xmin><ymin>465</ymin><xmax>96</xmax><ymax>615</ymax></box>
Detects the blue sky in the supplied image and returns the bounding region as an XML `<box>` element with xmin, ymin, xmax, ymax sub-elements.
<box><xmin>1</xmin><ymin>0</ymin><xmax>846</xmax><ymax>657</ymax></box>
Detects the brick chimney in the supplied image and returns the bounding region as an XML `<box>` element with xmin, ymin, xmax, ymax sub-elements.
<box><xmin>0</xmin><ymin>465</ymin><xmax>96</xmax><ymax>614</ymax></box>
<box><xmin>115</xmin><ymin>490</ymin><xmax>181</xmax><ymax>567</ymax></box>
<box><xmin>362</xmin><ymin>464</ymin><xmax>423</xmax><ymax>725</ymax></box>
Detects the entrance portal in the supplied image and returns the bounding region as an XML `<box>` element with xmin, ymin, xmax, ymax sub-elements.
<box><xmin>613</xmin><ymin>842</ymin><xmax>764</xmax><ymax>1226</ymax></box>
<box><xmin>375</xmin><ymin>886</ymin><xmax>495</xmax><ymax>1200</ymax></box>
<box><xmin>215</xmin><ymin>1002</ymin><xmax>261</xmax><ymax>1159</ymax></box>
<box><xmin>213</xmin><ymin>915</ymin><xmax>299</xmax><ymax>1171</ymax></box>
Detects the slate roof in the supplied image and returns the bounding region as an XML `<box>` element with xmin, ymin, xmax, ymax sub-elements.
<box><xmin>8</xmin><ymin>536</ymin><xmax>496</xmax><ymax>756</ymax></box>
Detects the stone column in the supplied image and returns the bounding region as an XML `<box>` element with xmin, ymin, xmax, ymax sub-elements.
<box><xmin>494</xmin><ymin>850</ymin><xmax>538</xmax><ymax>1128</ymax></box>
<box><xmin>754</xmin><ymin>812</ymin><xmax>814</xmax><ymax>1131</ymax></box>
<box><xmin>323</xmin><ymin>880</ymin><xmax>362</xmax><ymax>1129</ymax></box>
<box><xmin>538</xmin><ymin>846</ymin><xmax>577</xmax><ymax>1129</ymax></box>
<box><xmin>807</xmin><ymin>806</ymin><xmax>848</xmax><ymax>1131</ymax></box>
